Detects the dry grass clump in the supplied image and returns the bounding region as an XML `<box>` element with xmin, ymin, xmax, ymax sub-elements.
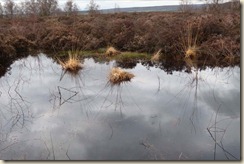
<box><xmin>182</xmin><ymin>22</ymin><xmax>201</xmax><ymax>59</ymax></box>
<box><xmin>109</xmin><ymin>67</ymin><xmax>135</xmax><ymax>85</ymax></box>
<box><xmin>185</xmin><ymin>46</ymin><xmax>198</xmax><ymax>59</ymax></box>
<box><xmin>105</xmin><ymin>46</ymin><xmax>121</xmax><ymax>56</ymax></box>
<box><xmin>59</xmin><ymin>51</ymin><xmax>83</xmax><ymax>72</ymax></box>
<box><xmin>151</xmin><ymin>49</ymin><xmax>162</xmax><ymax>62</ymax></box>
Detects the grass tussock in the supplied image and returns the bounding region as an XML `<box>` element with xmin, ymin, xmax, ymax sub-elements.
<box><xmin>151</xmin><ymin>49</ymin><xmax>162</xmax><ymax>62</ymax></box>
<box><xmin>105</xmin><ymin>47</ymin><xmax>121</xmax><ymax>56</ymax></box>
<box><xmin>109</xmin><ymin>67</ymin><xmax>135</xmax><ymax>85</ymax></box>
<box><xmin>182</xmin><ymin>22</ymin><xmax>200</xmax><ymax>59</ymax></box>
<box><xmin>185</xmin><ymin>46</ymin><xmax>198</xmax><ymax>59</ymax></box>
<box><xmin>58</xmin><ymin>51</ymin><xmax>83</xmax><ymax>72</ymax></box>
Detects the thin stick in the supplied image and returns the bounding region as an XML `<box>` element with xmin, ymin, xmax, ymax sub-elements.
<box><xmin>50</xmin><ymin>132</ymin><xmax>55</xmax><ymax>160</ymax></box>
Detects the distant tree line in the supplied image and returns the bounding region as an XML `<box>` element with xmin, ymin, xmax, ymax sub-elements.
<box><xmin>180</xmin><ymin>0</ymin><xmax>240</xmax><ymax>12</ymax></box>
<box><xmin>0</xmin><ymin>0</ymin><xmax>101</xmax><ymax>18</ymax></box>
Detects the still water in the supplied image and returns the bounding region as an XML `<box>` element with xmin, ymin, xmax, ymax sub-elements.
<box><xmin>0</xmin><ymin>54</ymin><xmax>240</xmax><ymax>160</ymax></box>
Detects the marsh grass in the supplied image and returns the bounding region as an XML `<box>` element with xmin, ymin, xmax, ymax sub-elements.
<box><xmin>58</xmin><ymin>51</ymin><xmax>83</xmax><ymax>73</ymax></box>
<box><xmin>182</xmin><ymin>21</ymin><xmax>201</xmax><ymax>59</ymax></box>
<box><xmin>105</xmin><ymin>47</ymin><xmax>121</xmax><ymax>56</ymax></box>
<box><xmin>109</xmin><ymin>67</ymin><xmax>135</xmax><ymax>85</ymax></box>
<box><xmin>151</xmin><ymin>49</ymin><xmax>162</xmax><ymax>62</ymax></box>
<box><xmin>222</xmin><ymin>44</ymin><xmax>239</xmax><ymax>65</ymax></box>
<box><xmin>185</xmin><ymin>46</ymin><xmax>199</xmax><ymax>59</ymax></box>
<box><xmin>223</xmin><ymin>53</ymin><xmax>236</xmax><ymax>65</ymax></box>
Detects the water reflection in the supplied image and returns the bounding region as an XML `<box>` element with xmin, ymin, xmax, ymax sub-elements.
<box><xmin>0</xmin><ymin>54</ymin><xmax>240</xmax><ymax>160</ymax></box>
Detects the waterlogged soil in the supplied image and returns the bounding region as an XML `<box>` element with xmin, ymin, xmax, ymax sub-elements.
<box><xmin>0</xmin><ymin>54</ymin><xmax>240</xmax><ymax>160</ymax></box>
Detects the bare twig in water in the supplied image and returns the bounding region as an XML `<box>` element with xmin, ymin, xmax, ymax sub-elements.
<box><xmin>155</xmin><ymin>75</ymin><xmax>161</xmax><ymax>94</ymax></box>
<box><xmin>57</xmin><ymin>86</ymin><xmax>78</xmax><ymax>106</ymax></box>
<box><xmin>108</xmin><ymin>123</ymin><xmax>113</xmax><ymax>140</ymax></box>
<box><xmin>50</xmin><ymin>132</ymin><xmax>55</xmax><ymax>160</ymax></box>
<box><xmin>0</xmin><ymin>142</ymin><xmax>18</xmax><ymax>152</ymax></box>
<box><xmin>140</xmin><ymin>138</ymin><xmax>164</xmax><ymax>160</ymax></box>
<box><xmin>207</xmin><ymin>105</ymin><xmax>238</xmax><ymax>160</ymax></box>
<box><xmin>44</xmin><ymin>141</ymin><xmax>51</xmax><ymax>160</ymax></box>
<box><xmin>206</xmin><ymin>128</ymin><xmax>238</xmax><ymax>160</ymax></box>
<box><xmin>59</xmin><ymin>69</ymin><xmax>68</xmax><ymax>81</ymax></box>
<box><xmin>66</xmin><ymin>143</ymin><xmax>71</xmax><ymax>160</ymax></box>
<box><xmin>178</xmin><ymin>152</ymin><xmax>189</xmax><ymax>160</ymax></box>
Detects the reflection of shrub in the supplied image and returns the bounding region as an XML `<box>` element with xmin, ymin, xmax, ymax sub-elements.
<box><xmin>115</xmin><ymin>61</ymin><xmax>137</xmax><ymax>69</ymax></box>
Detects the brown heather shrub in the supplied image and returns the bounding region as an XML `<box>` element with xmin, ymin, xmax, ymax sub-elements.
<box><xmin>107</xmin><ymin>19</ymin><xmax>135</xmax><ymax>50</ymax></box>
<box><xmin>200</xmin><ymin>35</ymin><xmax>240</xmax><ymax>59</ymax></box>
<box><xmin>11</xmin><ymin>36</ymin><xmax>36</xmax><ymax>53</ymax></box>
<box><xmin>0</xmin><ymin>10</ymin><xmax>240</xmax><ymax>67</ymax></box>
<box><xmin>0</xmin><ymin>40</ymin><xmax>15</xmax><ymax>56</ymax></box>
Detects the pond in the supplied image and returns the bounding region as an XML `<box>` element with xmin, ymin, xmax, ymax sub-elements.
<box><xmin>0</xmin><ymin>54</ymin><xmax>240</xmax><ymax>160</ymax></box>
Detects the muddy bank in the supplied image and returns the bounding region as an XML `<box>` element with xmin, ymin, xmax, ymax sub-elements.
<box><xmin>0</xmin><ymin>10</ymin><xmax>240</xmax><ymax>75</ymax></box>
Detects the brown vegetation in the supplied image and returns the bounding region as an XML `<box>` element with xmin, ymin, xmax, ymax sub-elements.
<box><xmin>151</xmin><ymin>49</ymin><xmax>162</xmax><ymax>62</ymax></box>
<box><xmin>58</xmin><ymin>51</ymin><xmax>83</xmax><ymax>72</ymax></box>
<box><xmin>105</xmin><ymin>46</ymin><xmax>120</xmax><ymax>56</ymax></box>
<box><xmin>109</xmin><ymin>67</ymin><xmax>134</xmax><ymax>85</ymax></box>
<box><xmin>0</xmin><ymin>9</ymin><xmax>240</xmax><ymax>72</ymax></box>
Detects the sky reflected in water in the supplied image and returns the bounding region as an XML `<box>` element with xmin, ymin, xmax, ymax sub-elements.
<box><xmin>0</xmin><ymin>54</ymin><xmax>240</xmax><ymax>160</ymax></box>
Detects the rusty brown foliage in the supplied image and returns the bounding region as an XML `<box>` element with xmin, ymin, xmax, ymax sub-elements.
<box><xmin>0</xmin><ymin>11</ymin><xmax>240</xmax><ymax>66</ymax></box>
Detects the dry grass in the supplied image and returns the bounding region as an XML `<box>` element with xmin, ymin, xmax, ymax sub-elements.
<box><xmin>185</xmin><ymin>46</ymin><xmax>198</xmax><ymax>59</ymax></box>
<box><xmin>109</xmin><ymin>67</ymin><xmax>135</xmax><ymax>85</ymax></box>
<box><xmin>105</xmin><ymin>46</ymin><xmax>121</xmax><ymax>56</ymax></box>
<box><xmin>58</xmin><ymin>51</ymin><xmax>83</xmax><ymax>72</ymax></box>
<box><xmin>151</xmin><ymin>49</ymin><xmax>162</xmax><ymax>62</ymax></box>
<box><xmin>182</xmin><ymin>22</ymin><xmax>201</xmax><ymax>59</ymax></box>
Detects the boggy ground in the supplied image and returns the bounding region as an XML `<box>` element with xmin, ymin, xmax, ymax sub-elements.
<box><xmin>0</xmin><ymin>10</ymin><xmax>240</xmax><ymax>76</ymax></box>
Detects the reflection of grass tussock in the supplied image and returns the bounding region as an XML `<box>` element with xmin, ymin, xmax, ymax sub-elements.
<box><xmin>105</xmin><ymin>47</ymin><xmax>121</xmax><ymax>56</ymax></box>
<box><xmin>109</xmin><ymin>67</ymin><xmax>135</xmax><ymax>85</ymax></box>
<box><xmin>58</xmin><ymin>51</ymin><xmax>83</xmax><ymax>72</ymax></box>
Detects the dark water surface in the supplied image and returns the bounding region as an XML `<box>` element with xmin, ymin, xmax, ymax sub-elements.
<box><xmin>0</xmin><ymin>54</ymin><xmax>240</xmax><ymax>160</ymax></box>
